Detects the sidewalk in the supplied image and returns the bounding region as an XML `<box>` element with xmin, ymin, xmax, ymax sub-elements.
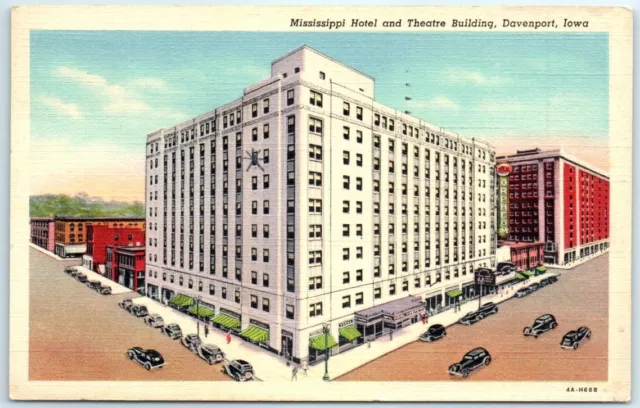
<box><xmin>546</xmin><ymin>250</ymin><xmax>609</xmax><ymax>270</ymax></box>
<box><xmin>73</xmin><ymin>264</ymin><xmax>133</xmax><ymax>295</ymax></box>
<box><xmin>299</xmin><ymin>271</ymin><xmax>559</xmax><ymax>382</ymax></box>
<box><xmin>29</xmin><ymin>243</ymin><xmax>68</xmax><ymax>261</ymax></box>
<box><xmin>131</xmin><ymin>296</ymin><xmax>294</xmax><ymax>382</ymax></box>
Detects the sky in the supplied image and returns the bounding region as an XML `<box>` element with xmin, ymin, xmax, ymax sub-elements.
<box><xmin>30</xmin><ymin>31</ymin><xmax>609</xmax><ymax>202</ymax></box>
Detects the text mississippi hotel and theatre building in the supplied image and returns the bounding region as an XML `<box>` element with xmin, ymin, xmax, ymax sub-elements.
<box><xmin>144</xmin><ymin>46</ymin><xmax>496</xmax><ymax>363</ymax></box>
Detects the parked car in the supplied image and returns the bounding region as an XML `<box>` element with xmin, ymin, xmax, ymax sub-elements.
<box><xmin>97</xmin><ymin>285</ymin><xmax>112</xmax><ymax>295</ymax></box>
<box><xmin>523</xmin><ymin>314</ymin><xmax>558</xmax><ymax>338</ymax></box>
<box><xmin>561</xmin><ymin>327</ymin><xmax>591</xmax><ymax>350</ymax></box>
<box><xmin>69</xmin><ymin>270</ymin><xmax>80</xmax><ymax>278</ymax></box>
<box><xmin>530</xmin><ymin>283</ymin><xmax>541</xmax><ymax>292</ymax></box>
<box><xmin>86</xmin><ymin>280</ymin><xmax>101</xmax><ymax>290</ymax></box>
<box><xmin>126</xmin><ymin>347</ymin><xmax>165</xmax><ymax>370</ymax></box>
<box><xmin>196</xmin><ymin>344</ymin><xmax>226</xmax><ymax>365</ymax></box>
<box><xmin>162</xmin><ymin>323</ymin><xmax>183</xmax><ymax>340</ymax></box>
<box><xmin>515</xmin><ymin>287</ymin><xmax>530</xmax><ymax>298</ymax></box>
<box><xmin>539</xmin><ymin>278</ymin><xmax>551</xmax><ymax>287</ymax></box>
<box><xmin>144</xmin><ymin>314</ymin><xmax>165</xmax><ymax>328</ymax></box>
<box><xmin>75</xmin><ymin>273</ymin><xmax>88</xmax><ymax>283</ymax></box>
<box><xmin>119</xmin><ymin>299</ymin><xmax>134</xmax><ymax>311</ymax></box>
<box><xmin>64</xmin><ymin>267</ymin><xmax>76</xmax><ymax>275</ymax></box>
<box><xmin>222</xmin><ymin>359</ymin><xmax>255</xmax><ymax>382</ymax></box>
<box><xmin>496</xmin><ymin>262</ymin><xmax>516</xmax><ymax>275</ymax></box>
<box><xmin>448</xmin><ymin>348</ymin><xmax>491</xmax><ymax>378</ymax></box>
<box><xmin>181</xmin><ymin>334</ymin><xmax>202</xmax><ymax>352</ymax></box>
<box><xmin>419</xmin><ymin>324</ymin><xmax>447</xmax><ymax>342</ymax></box>
<box><xmin>459</xmin><ymin>302</ymin><xmax>498</xmax><ymax>325</ymax></box>
<box><xmin>547</xmin><ymin>275</ymin><xmax>559</xmax><ymax>284</ymax></box>
<box><xmin>130</xmin><ymin>305</ymin><xmax>149</xmax><ymax>317</ymax></box>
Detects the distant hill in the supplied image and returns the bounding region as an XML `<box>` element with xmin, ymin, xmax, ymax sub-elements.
<box><xmin>30</xmin><ymin>193</ymin><xmax>145</xmax><ymax>218</ymax></box>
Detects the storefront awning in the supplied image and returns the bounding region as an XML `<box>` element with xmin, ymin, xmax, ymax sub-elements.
<box><xmin>521</xmin><ymin>270</ymin><xmax>535</xmax><ymax>277</ymax></box>
<box><xmin>211</xmin><ymin>313</ymin><xmax>241</xmax><ymax>329</ymax></box>
<box><xmin>446</xmin><ymin>289</ymin><xmax>463</xmax><ymax>298</ymax></box>
<box><xmin>310</xmin><ymin>333</ymin><xmax>338</xmax><ymax>351</ymax></box>
<box><xmin>536</xmin><ymin>266</ymin><xmax>547</xmax><ymax>273</ymax></box>
<box><xmin>339</xmin><ymin>325</ymin><xmax>362</xmax><ymax>342</ymax></box>
<box><xmin>187</xmin><ymin>305</ymin><xmax>215</xmax><ymax>318</ymax></box>
<box><xmin>240</xmin><ymin>326</ymin><xmax>269</xmax><ymax>343</ymax></box>
<box><xmin>516</xmin><ymin>273</ymin><xmax>526</xmax><ymax>280</ymax></box>
<box><xmin>168</xmin><ymin>294</ymin><xmax>194</xmax><ymax>307</ymax></box>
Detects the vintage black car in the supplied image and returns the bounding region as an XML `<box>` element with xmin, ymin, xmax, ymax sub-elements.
<box><xmin>86</xmin><ymin>280</ymin><xmax>101</xmax><ymax>290</ymax></box>
<box><xmin>496</xmin><ymin>262</ymin><xmax>516</xmax><ymax>276</ymax></box>
<box><xmin>448</xmin><ymin>347</ymin><xmax>491</xmax><ymax>378</ymax></box>
<box><xmin>97</xmin><ymin>285</ymin><xmax>112</xmax><ymax>295</ymax></box>
<box><xmin>130</xmin><ymin>305</ymin><xmax>149</xmax><ymax>317</ymax></box>
<box><xmin>119</xmin><ymin>299</ymin><xmax>134</xmax><ymax>311</ymax></box>
<box><xmin>75</xmin><ymin>273</ymin><xmax>88</xmax><ymax>283</ymax></box>
<box><xmin>459</xmin><ymin>302</ymin><xmax>498</xmax><ymax>325</ymax></box>
<box><xmin>196</xmin><ymin>344</ymin><xmax>226</xmax><ymax>365</ymax></box>
<box><xmin>523</xmin><ymin>314</ymin><xmax>558</xmax><ymax>338</ymax></box>
<box><xmin>561</xmin><ymin>327</ymin><xmax>591</xmax><ymax>350</ymax></box>
<box><xmin>162</xmin><ymin>323</ymin><xmax>183</xmax><ymax>340</ymax></box>
<box><xmin>64</xmin><ymin>266</ymin><xmax>76</xmax><ymax>275</ymax></box>
<box><xmin>547</xmin><ymin>275</ymin><xmax>559</xmax><ymax>284</ymax></box>
<box><xmin>144</xmin><ymin>314</ymin><xmax>165</xmax><ymax>328</ymax></box>
<box><xmin>181</xmin><ymin>334</ymin><xmax>202</xmax><ymax>352</ymax></box>
<box><xmin>126</xmin><ymin>347</ymin><xmax>165</xmax><ymax>370</ymax></box>
<box><xmin>515</xmin><ymin>287</ymin><xmax>530</xmax><ymax>298</ymax></box>
<box><xmin>529</xmin><ymin>283</ymin><xmax>541</xmax><ymax>292</ymax></box>
<box><xmin>222</xmin><ymin>359</ymin><xmax>255</xmax><ymax>382</ymax></box>
<box><xmin>539</xmin><ymin>278</ymin><xmax>551</xmax><ymax>287</ymax></box>
<box><xmin>419</xmin><ymin>324</ymin><xmax>447</xmax><ymax>342</ymax></box>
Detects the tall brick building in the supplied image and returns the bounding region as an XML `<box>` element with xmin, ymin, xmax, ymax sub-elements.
<box><xmin>84</xmin><ymin>224</ymin><xmax>145</xmax><ymax>274</ymax></box>
<box><xmin>496</xmin><ymin>148</ymin><xmax>609</xmax><ymax>265</ymax></box>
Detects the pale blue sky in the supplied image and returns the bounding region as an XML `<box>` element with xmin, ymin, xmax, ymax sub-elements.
<box><xmin>30</xmin><ymin>31</ymin><xmax>609</xmax><ymax>200</ymax></box>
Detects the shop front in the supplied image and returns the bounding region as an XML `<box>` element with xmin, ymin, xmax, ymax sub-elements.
<box><xmin>308</xmin><ymin>328</ymin><xmax>338</xmax><ymax>364</ymax></box>
<box><xmin>281</xmin><ymin>330</ymin><xmax>294</xmax><ymax>362</ymax></box>
<box><xmin>338</xmin><ymin>319</ymin><xmax>362</xmax><ymax>352</ymax></box>
<box><xmin>211</xmin><ymin>308</ymin><xmax>241</xmax><ymax>334</ymax></box>
<box><xmin>424</xmin><ymin>292</ymin><xmax>443</xmax><ymax>314</ymax></box>
<box><xmin>239</xmin><ymin>319</ymin><xmax>271</xmax><ymax>351</ymax></box>
<box><xmin>354</xmin><ymin>296</ymin><xmax>424</xmax><ymax>341</ymax></box>
<box><xmin>445</xmin><ymin>287</ymin><xmax>462</xmax><ymax>309</ymax></box>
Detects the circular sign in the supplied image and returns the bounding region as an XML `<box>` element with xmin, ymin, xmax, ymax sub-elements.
<box><xmin>496</xmin><ymin>162</ymin><xmax>513</xmax><ymax>177</ymax></box>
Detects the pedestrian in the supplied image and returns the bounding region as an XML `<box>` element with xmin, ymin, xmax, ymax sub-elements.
<box><xmin>204</xmin><ymin>325</ymin><xmax>209</xmax><ymax>338</ymax></box>
<box><xmin>291</xmin><ymin>366</ymin><xmax>299</xmax><ymax>381</ymax></box>
<box><xmin>302</xmin><ymin>360</ymin><xmax>309</xmax><ymax>376</ymax></box>
<box><xmin>367</xmin><ymin>337</ymin><xmax>372</xmax><ymax>348</ymax></box>
<box><xmin>421</xmin><ymin>314</ymin><xmax>426</xmax><ymax>325</ymax></box>
<box><xmin>226</xmin><ymin>332</ymin><xmax>231</xmax><ymax>344</ymax></box>
<box><xmin>389</xmin><ymin>331</ymin><xmax>393</xmax><ymax>341</ymax></box>
<box><xmin>425</xmin><ymin>314</ymin><xmax>429</xmax><ymax>324</ymax></box>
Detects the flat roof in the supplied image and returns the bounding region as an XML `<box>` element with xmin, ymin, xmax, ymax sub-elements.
<box><xmin>356</xmin><ymin>296</ymin><xmax>423</xmax><ymax>318</ymax></box>
<box><xmin>55</xmin><ymin>216</ymin><xmax>145</xmax><ymax>221</ymax></box>
<box><xmin>498</xmin><ymin>240</ymin><xmax>544</xmax><ymax>249</ymax></box>
<box><xmin>116</xmin><ymin>246</ymin><xmax>146</xmax><ymax>253</ymax></box>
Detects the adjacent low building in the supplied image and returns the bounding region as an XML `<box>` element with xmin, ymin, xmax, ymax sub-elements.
<box><xmin>83</xmin><ymin>224</ymin><xmax>145</xmax><ymax>273</ymax></box>
<box><xmin>53</xmin><ymin>217</ymin><xmax>145</xmax><ymax>258</ymax></box>
<box><xmin>30</xmin><ymin>217</ymin><xmax>55</xmax><ymax>252</ymax></box>
<box><xmin>498</xmin><ymin>240</ymin><xmax>544</xmax><ymax>271</ymax></box>
<box><xmin>106</xmin><ymin>245</ymin><xmax>146</xmax><ymax>291</ymax></box>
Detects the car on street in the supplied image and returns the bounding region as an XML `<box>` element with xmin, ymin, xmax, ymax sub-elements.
<box><xmin>126</xmin><ymin>347</ymin><xmax>165</xmax><ymax>370</ymax></box>
<box><xmin>459</xmin><ymin>302</ymin><xmax>498</xmax><ymax>325</ymax></box>
<box><xmin>561</xmin><ymin>327</ymin><xmax>592</xmax><ymax>350</ymax></box>
<box><xmin>523</xmin><ymin>314</ymin><xmax>558</xmax><ymax>338</ymax></box>
<box><xmin>496</xmin><ymin>262</ymin><xmax>516</xmax><ymax>276</ymax></box>
<box><xmin>195</xmin><ymin>344</ymin><xmax>226</xmax><ymax>365</ymax></box>
<box><xmin>75</xmin><ymin>273</ymin><xmax>88</xmax><ymax>283</ymax></box>
<box><xmin>162</xmin><ymin>323</ymin><xmax>183</xmax><ymax>340</ymax></box>
<box><xmin>448</xmin><ymin>347</ymin><xmax>491</xmax><ymax>378</ymax></box>
<box><xmin>547</xmin><ymin>275</ymin><xmax>559</xmax><ymax>284</ymax></box>
<box><xmin>97</xmin><ymin>285</ymin><xmax>112</xmax><ymax>295</ymax></box>
<box><xmin>129</xmin><ymin>305</ymin><xmax>149</xmax><ymax>317</ymax></box>
<box><xmin>530</xmin><ymin>283</ymin><xmax>541</xmax><ymax>292</ymax></box>
<box><xmin>64</xmin><ymin>266</ymin><xmax>76</xmax><ymax>275</ymax></box>
<box><xmin>515</xmin><ymin>287</ymin><xmax>530</xmax><ymax>298</ymax></box>
<box><xmin>419</xmin><ymin>324</ymin><xmax>447</xmax><ymax>342</ymax></box>
<box><xmin>86</xmin><ymin>280</ymin><xmax>101</xmax><ymax>290</ymax></box>
<box><xmin>181</xmin><ymin>334</ymin><xmax>202</xmax><ymax>352</ymax></box>
<box><xmin>539</xmin><ymin>278</ymin><xmax>550</xmax><ymax>287</ymax></box>
<box><xmin>222</xmin><ymin>359</ymin><xmax>255</xmax><ymax>382</ymax></box>
<box><xmin>144</xmin><ymin>314</ymin><xmax>165</xmax><ymax>328</ymax></box>
<box><xmin>119</xmin><ymin>299</ymin><xmax>134</xmax><ymax>311</ymax></box>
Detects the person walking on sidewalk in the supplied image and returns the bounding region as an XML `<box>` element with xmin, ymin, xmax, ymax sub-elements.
<box><xmin>204</xmin><ymin>325</ymin><xmax>209</xmax><ymax>338</ymax></box>
<box><xmin>302</xmin><ymin>360</ymin><xmax>309</xmax><ymax>376</ymax></box>
<box><xmin>226</xmin><ymin>332</ymin><xmax>231</xmax><ymax>344</ymax></box>
<box><xmin>291</xmin><ymin>366</ymin><xmax>299</xmax><ymax>381</ymax></box>
<box><xmin>421</xmin><ymin>314</ymin><xmax>426</xmax><ymax>325</ymax></box>
<box><xmin>389</xmin><ymin>331</ymin><xmax>393</xmax><ymax>341</ymax></box>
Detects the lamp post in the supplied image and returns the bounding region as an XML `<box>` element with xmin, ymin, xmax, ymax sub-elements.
<box><xmin>322</xmin><ymin>324</ymin><xmax>330</xmax><ymax>381</ymax></box>
<box><xmin>196</xmin><ymin>295</ymin><xmax>202</xmax><ymax>337</ymax></box>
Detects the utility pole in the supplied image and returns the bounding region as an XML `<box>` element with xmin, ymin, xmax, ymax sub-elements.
<box><xmin>197</xmin><ymin>295</ymin><xmax>201</xmax><ymax>337</ymax></box>
<box><xmin>322</xmin><ymin>324</ymin><xmax>330</xmax><ymax>381</ymax></box>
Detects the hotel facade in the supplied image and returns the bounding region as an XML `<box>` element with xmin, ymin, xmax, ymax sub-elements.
<box><xmin>145</xmin><ymin>46</ymin><xmax>496</xmax><ymax>363</ymax></box>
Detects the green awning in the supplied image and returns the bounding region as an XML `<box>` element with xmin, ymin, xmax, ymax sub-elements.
<box><xmin>339</xmin><ymin>325</ymin><xmax>362</xmax><ymax>342</ymax></box>
<box><xmin>240</xmin><ymin>326</ymin><xmax>269</xmax><ymax>343</ymax></box>
<box><xmin>187</xmin><ymin>305</ymin><xmax>215</xmax><ymax>318</ymax></box>
<box><xmin>310</xmin><ymin>333</ymin><xmax>338</xmax><ymax>351</ymax></box>
<box><xmin>522</xmin><ymin>270</ymin><xmax>535</xmax><ymax>277</ymax></box>
<box><xmin>516</xmin><ymin>273</ymin><xmax>526</xmax><ymax>280</ymax></box>
<box><xmin>211</xmin><ymin>313</ymin><xmax>241</xmax><ymax>329</ymax></box>
<box><xmin>168</xmin><ymin>294</ymin><xmax>195</xmax><ymax>307</ymax></box>
<box><xmin>536</xmin><ymin>266</ymin><xmax>547</xmax><ymax>273</ymax></box>
<box><xmin>446</xmin><ymin>289</ymin><xmax>463</xmax><ymax>298</ymax></box>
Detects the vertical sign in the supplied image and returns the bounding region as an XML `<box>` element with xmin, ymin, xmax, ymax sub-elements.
<box><xmin>496</xmin><ymin>162</ymin><xmax>512</xmax><ymax>238</ymax></box>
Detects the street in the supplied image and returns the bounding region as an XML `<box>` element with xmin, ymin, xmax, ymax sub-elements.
<box><xmin>29</xmin><ymin>247</ymin><xmax>230</xmax><ymax>381</ymax></box>
<box><xmin>338</xmin><ymin>254</ymin><xmax>608</xmax><ymax>381</ymax></box>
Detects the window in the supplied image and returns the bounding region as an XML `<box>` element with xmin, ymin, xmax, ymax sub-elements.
<box><xmin>343</xmin><ymin>175</ymin><xmax>350</xmax><ymax>189</ymax></box>
<box><xmin>356</xmin><ymin>201</ymin><xmax>363</xmax><ymax>214</ymax></box>
<box><xmin>343</xmin><ymin>248</ymin><xmax>350</xmax><ymax>260</ymax></box>
<box><xmin>263</xmin><ymin>200</ymin><xmax>269</xmax><ymax>214</ymax></box>
<box><xmin>252</xmin><ymin>201</ymin><xmax>258</xmax><ymax>215</ymax></box>
<box><xmin>251</xmin><ymin>271</ymin><xmax>258</xmax><ymax>285</ymax></box>
<box><xmin>251</xmin><ymin>295</ymin><xmax>258</xmax><ymax>308</ymax></box>
<box><xmin>251</xmin><ymin>248</ymin><xmax>258</xmax><ymax>261</ymax></box>
<box><xmin>309</xmin><ymin>224</ymin><xmax>322</xmax><ymax>238</ymax></box>
<box><xmin>309</xmin><ymin>199</ymin><xmax>322</xmax><ymax>213</ymax></box>
<box><xmin>263</xmin><ymin>149</ymin><xmax>269</xmax><ymax>164</ymax></box>
<box><xmin>263</xmin><ymin>273</ymin><xmax>269</xmax><ymax>287</ymax></box>
<box><xmin>263</xmin><ymin>98</ymin><xmax>270</xmax><ymax>114</ymax></box>
<box><xmin>309</xmin><ymin>144</ymin><xmax>323</xmax><ymax>161</ymax></box>
<box><xmin>343</xmin><ymin>271</ymin><xmax>350</xmax><ymax>284</ymax></box>
<box><xmin>235</xmin><ymin>289</ymin><xmax>240</xmax><ymax>304</ymax></box>
<box><xmin>309</xmin><ymin>171</ymin><xmax>322</xmax><ymax>187</ymax></box>
<box><xmin>356</xmin><ymin>154</ymin><xmax>363</xmax><ymax>167</ymax></box>
<box><xmin>374</xmin><ymin>288</ymin><xmax>381</xmax><ymax>299</ymax></box>
<box><xmin>251</xmin><ymin>103</ymin><xmax>258</xmax><ymax>118</ymax></box>
<box><xmin>355</xmin><ymin>292</ymin><xmax>364</xmax><ymax>305</ymax></box>
<box><xmin>356</xmin><ymin>130</ymin><xmax>363</xmax><ymax>143</ymax></box>
<box><xmin>402</xmin><ymin>281</ymin><xmax>409</xmax><ymax>292</ymax></box>
<box><xmin>262</xmin><ymin>298</ymin><xmax>270</xmax><ymax>312</ymax></box>
<box><xmin>221</xmin><ymin>287</ymin><xmax>227</xmax><ymax>299</ymax></box>
<box><xmin>263</xmin><ymin>224</ymin><xmax>269</xmax><ymax>238</ymax></box>
<box><xmin>343</xmin><ymin>200</ymin><xmax>350</xmax><ymax>213</ymax></box>
<box><xmin>342</xmin><ymin>295</ymin><xmax>351</xmax><ymax>309</ymax></box>
<box><xmin>309</xmin><ymin>302</ymin><xmax>323</xmax><ymax>317</ymax></box>
<box><xmin>343</xmin><ymin>126</ymin><xmax>350</xmax><ymax>140</ymax></box>
<box><xmin>263</xmin><ymin>249</ymin><xmax>269</xmax><ymax>262</ymax></box>
<box><xmin>389</xmin><ymin>284</ymin><xmax>396</xmax><ymax>295</ymax></box>
<box><xmin>356</xmin><ymin>247</ymin><xmax>363</xmax><ymax>259</ymax></box>
<box><xmin>356</xmin><ymin>106</ymin><xmax>363</xmax><ymax>121</ymax></box>
<box><xmin>286</xmin><ymin>305</ymin><xmax>294</xmax><ymax>319</ymax></box>
<box><xmin>343</xmin><ymin>151</ymin><xmax>350</xmax><ymax>165</ymax></box>
<box><xmin>342</xmin><ymin>224</ymin><xmax>350</xmax><ymax>237</ymax></box>
<box><xmin>343</xmin><ymin>102</ymin><xmax>350</xmax><ymax>116</ymax></box>
<box><xmin>287</xmin><ymin>89</ymin><xmax>294</xmax><ymax>105</ymax></box>
<box><xmin>209</xmin><ymin>284</ymin><xmax>215</xmax><ymax>295</ymax></box>
<box><xmin>287</xmin><ymin>170</ymin><xmax>295</xmax><ymax>186</ymax></box>
<box><xmin>356</xmin><ymin>177</ymin><xmax>363</xmax><ymax>191</ymax></box>
<box><xmin>356</xmin><ymin>269</ymin><xmax>363</xmax><ymax>281</ymax></box>
<box><xmin>263</xmin><ymin>123</ymin><xmax>270</xmax><ymax>139</ymax></box>
<box><xmin>356</xmin><ymin>224</ymin><xmax>363</xmax><ymax>237</ymax></box>
<box><xmin>310</xmin><ymin>90</ymin><xmax>323</xmax><ymax>107</ymax></box>
<box><xmin>252</xmin><ymin>176</ymin><xmax>258</xmax><ymax>190</ymax></box>
<box><xmin>374</xmin><ymin>113</ymin><xmax>380</xmax><ymax>126</ymax></box>
<box><xmin>319</xmin><ymin>71</ymin><xmax>326</xmax><ymax>80</ymax></box>
<box><xmin>263</xmin><ymin>174</ymin><xmax>270</xmax><ymax>189</ymax></box>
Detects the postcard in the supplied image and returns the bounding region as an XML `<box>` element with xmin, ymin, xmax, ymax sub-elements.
<box><xmin>10</xmin><ymin>5</ymin><xmax>632</xmax><ymax>402</ymax></box>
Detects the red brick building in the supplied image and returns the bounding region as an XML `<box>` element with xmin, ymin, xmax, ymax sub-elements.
<box><xmin>496</xmin><ymin>148</ymin><xmax>609</xmax><ymax>265</ymax></box>
<box><xmin>106</xmin><ymin>245</ymin><xmax>146</xmax><ymax>291</ymax></box>
<box><xmin>30</xmin><ymin>217</ymin><xmax>55</xmax><ymax>252</ymax></box>
<box><xmin>84</xmin><ymin>225</ymin><xmax>145</xmax><ymax>274</ymax></box>
<box><xmin>498</xmin><ymin>240</ymin><xmax>544</xmax><ymax>271</ymax></box>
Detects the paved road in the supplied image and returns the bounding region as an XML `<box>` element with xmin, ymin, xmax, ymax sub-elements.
<box><xmin>29</xmin><ymin>248</ymin><xmax>230</xmax><ymax>381</ymax></box>
<box><xmin>339</xmin><ymin>254</ymin><xmax>608</xmax><ymax>381</ymax></box>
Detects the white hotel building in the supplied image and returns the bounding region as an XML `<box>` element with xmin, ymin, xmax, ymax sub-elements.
<box><xmin>145</xmin><ymin>45</ymin><xmax>496</xmax><ymax>364</ymax></box>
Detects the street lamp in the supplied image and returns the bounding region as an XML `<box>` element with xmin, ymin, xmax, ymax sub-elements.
<box><xmin>196</xmin><ymin>295</ymin><xmax>202</xmax><ymax>337</ymax></box>
<box><xmin>322</xmin><ymin>324</ymin><xmax>330</xmax><ymax>381</ymax></box>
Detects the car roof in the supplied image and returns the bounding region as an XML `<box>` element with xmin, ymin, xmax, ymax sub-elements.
<box><xmin>564</xmin><ymin>331</ymin><xmax>578</xmax><ymax>337</ymax></box>
<box><xmin>145</xmin><ymin>349</ymin><xmax>161</xmax><ymax>356</ymax></box>
<box><xmin>202</xmin><ymin>344</ymin><xmax>219</xmax><ymax>350</ymax></box>
<box><xmin>235</xmin><ymin>359</ymin><xmax>251</xmax><ymax>365</ymax></box>
<box><xmin>578</xmin><ymin>326</ymin><xmax>589</xmax><ymax>331</ymax></box>
<box><xmin>151</xmin><ymin>314</ymin><xmax>162</xmax><ymax>318</ymax></box>
<box><xmin>537</xmin><ymin>314</ymin><xmax>554</xmax><ymax>320</ymax></box>
<box><xmin>187</xmin><ymin>334</ymin><xmax>199</xmax><ymax>338</ymax></box>
<box><xmin>467</xmin><ymin>347</ymin><xmax>487</xmax><ymax>356</ymax></box>
<box><xmin>482</xmin><ymin>302</ymin><xmax>495</xmax><ymax>307</ymax></box>
<box><xmin>430</xmin><ymin>324</ymin><xmax>444</xmax><ymax>329</ymax></box>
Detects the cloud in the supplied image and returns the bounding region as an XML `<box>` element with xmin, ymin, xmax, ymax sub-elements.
<box><xmin>55</xmin><ymin>66</ymin><xmax>151</xmax><ymax>114</ymax></box>
<box><xmin>38</xmin><ymin>95</ymin><xmax>83</xmax><ymax>119</ymax></box>
<box><xmin>444</xmin><ymin>69</ymin><xmax>512</xmax><ymax>86</ymax></box>
<box><xmin>476</xmin><ymin>99</ymin><xmax>524</xmax><ymax>114</ymax></box>
<box><xmin>130</xmin><ymin>77</ymin><xmax>170</xmax><ymax>92</ymax></box>
<box><xmin>408</xmin><ymin>96</ymin><xmax>460</xmax><ymax>111</ymax></box>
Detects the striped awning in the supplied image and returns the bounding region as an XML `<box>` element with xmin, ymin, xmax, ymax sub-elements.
<box><xmin>536</xmin><ymin>266</ymin><xmax>547</xmax><ymax>273</ymax></box>
<box><xmin>446</xmin><ymin>289</ymin><xmax>463</xmax><ymax>298</ymax></box>
<box><xmin>211</xmin><ymin>313</ymin><xmax>241</xmax><ymax>329</ymax></box>
<box><xmin>240</xmin><ymin>326</ymin><xmax>269</xmax><ymax>343</ymax></box>
<box><xmin>187</xmin><ymin>305</ymin><xmax>215</xmax><ymax>318</ymax></box>
<box><xmin>168</xmin><ymin>294</ymin><xmax>195</xmax><ymax>307</ymax></box>
<box><xmin>309</xmin><ymin>333</ymin><xmax>338</xmax><ymax>351</ymax></box>
<box><xmin>339</xmin><ymin>325</ymin><xmax>362</xmax><ymax>342</ymax></box>
<box><xmin>516</xmin><ymin>273</ymin><xmax>526</xmax><ymax>280</ymax></box>
<box><xmin>521</xmin><ymin>270</ymin><xmax>535</xmax><ymax>277</ymax></box>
